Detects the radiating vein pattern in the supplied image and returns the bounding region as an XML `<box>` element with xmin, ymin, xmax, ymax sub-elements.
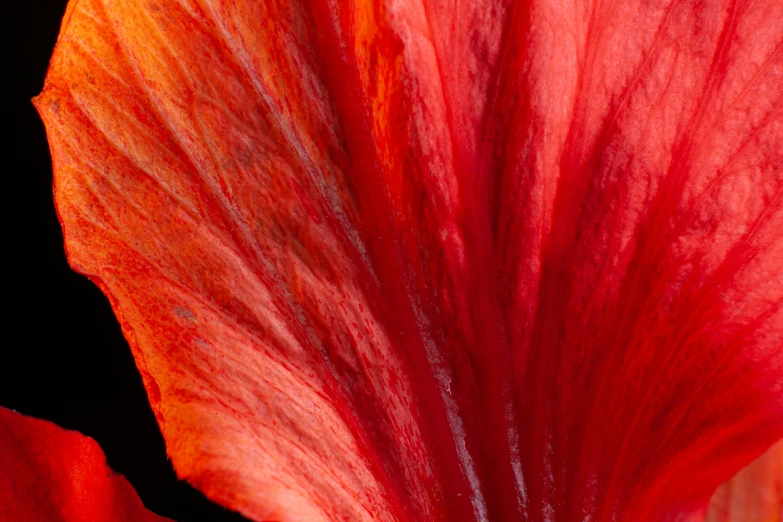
<box><xmin>36</xmin><ymin>0</ymin><xmax>783</xmax><ymax>521</ymax></box>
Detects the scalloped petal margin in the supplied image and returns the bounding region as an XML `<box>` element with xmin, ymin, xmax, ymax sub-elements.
<box><xmin>34</xmin><ymin>0</ymin><xmax>782</xmax><ymax>521</ymax></box>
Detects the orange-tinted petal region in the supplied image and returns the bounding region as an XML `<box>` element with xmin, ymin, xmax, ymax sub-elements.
<box><xmin>0</xmin><ymin>407</ymin><xmax>169</xmax><ymax>522</ymax></box>
<box><xmin>704</xmin><ymin>439</ymin><xmax>783</xmax><ymax>522</ymax></box>
<box><xmin>35</xmin><ymin>0</ymin><xmax>782</xmax><ymax>521</ymax></box>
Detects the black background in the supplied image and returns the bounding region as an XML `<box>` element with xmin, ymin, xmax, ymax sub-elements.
<box><xmin>10</xmin><ymin>2</ymin><xmax>247</xmax><ymax>520</ymax></box>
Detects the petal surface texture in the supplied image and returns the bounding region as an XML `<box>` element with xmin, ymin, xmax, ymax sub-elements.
<box><xmin>35</xmin><ymin>0</ymin><xmax>782</xmax><ymax>521</ymax></box>
<box><xmin>0</xmin><ymin>407</ymin><xmax>169</xmax><ymax>522</ymax></box>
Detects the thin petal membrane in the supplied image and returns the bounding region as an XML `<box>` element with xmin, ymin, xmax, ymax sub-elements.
<box><xmin>35</xmin><ymin>0</ymin><xmax>783</xmax><ymax>520</ymax></box>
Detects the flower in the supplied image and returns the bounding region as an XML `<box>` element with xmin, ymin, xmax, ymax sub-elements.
<box><xmin>24</xmin><ymin>0</ymin><xmax>783</xmax><ymax>520</ymax></box>
<box><xmin>0</xmin><ymin>407</ymin><xmax>169</xmax><ymax>522</ymax></box>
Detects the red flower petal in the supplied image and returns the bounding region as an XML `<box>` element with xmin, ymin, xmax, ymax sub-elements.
<box><xmin>0</xmin><ymin>407</ymin><xmax>168</xmax><ymax>521</ymax></box>
<box><xmin>35</xmin><ymin>0</ymin><xmax>782</xmax><ymax>521</ymax></box>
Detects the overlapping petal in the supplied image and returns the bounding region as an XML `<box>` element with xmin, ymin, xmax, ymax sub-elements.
<box><xmin>35</xmin><ymin>0</ymin><xmax>782</xmax><ymax>521</ymax></box>
<box><xmin>0</xmin><ymin>407</ymin><xmax>168</xmax><ymax>522</ymax></box>
<box><xmin>704</xmin><ymin>440</ymin><xmax>783</xmax><ymax>522</ymax></box>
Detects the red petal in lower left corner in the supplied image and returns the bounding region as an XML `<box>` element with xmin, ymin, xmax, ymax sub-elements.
<box><xmin>0</xmin><ymin>407</ymin><xmax>170</xmax><ymax>522</ymax></box>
